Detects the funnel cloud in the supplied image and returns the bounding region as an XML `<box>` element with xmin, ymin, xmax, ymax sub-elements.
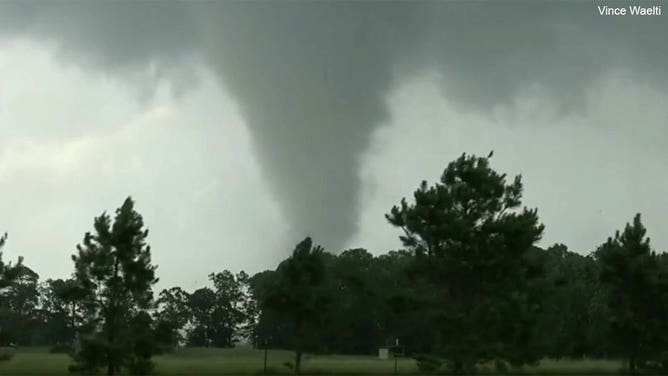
<box><xmin>0</xmin><ymin>1</ymin><xmax>666</xmax><ymax>252</ymax></box>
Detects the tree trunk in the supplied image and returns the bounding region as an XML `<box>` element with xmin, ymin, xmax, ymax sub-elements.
<box><xmin>629</xmin><ymin>355</ymin><xmax>637</xmax><ymax>374</ymax></box>
<box><xmin>452</xmin><ymin>359</ymin><xmax>464</xmax><ymax>375</ymax></box>
<box><xmin>71</xmin><ymin>303</ymin><xmax>75</xmax><ymax>329</ymax></box>
<box><xmin>295</xmin><ymin>350</ymin><xmax>302</xmax><ymax>374</ymax></box>
<box><xmin>107</xmin><ymin>307</ymin><xmax>118</xmax><ymax>376</ymax></box>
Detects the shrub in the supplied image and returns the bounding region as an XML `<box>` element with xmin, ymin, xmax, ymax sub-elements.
<box><xmin>654</xmin><ymin>352</ymin><xmax>668</xmax><ymax>375</ymax></box>
<box><xmin>494</xmin><ymin>359</ymin><xmax>509</xmax><ymax>374</ymax></box>
<box><xmin>638</xmin><ymin>358</ymin><xmax>659</xmax><ymax>370</ymax></box>
<box><xmin>0</xmin><ymin>350</ymin><xmax>14</xmax><ymax>362</ymax></box>
<box><xmin>445</xmin><ymin>358</ymin><xmax>476</xmax><ymax>374</ymax></box>
<box><xmin>414</xmin><ymin>354</ymin><xmax>443</xmax><ymax>373</ymax></box>
<box><xmin>68</xmin><ymin>337</ymin><xmax>106</xmax><ymax>375</ymax></box>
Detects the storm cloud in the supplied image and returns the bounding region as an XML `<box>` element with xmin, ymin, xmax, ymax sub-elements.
<box><xmin>0</xmin><ymin>1</ymin><xmax>666</xmax><ymax>255</ymax></box>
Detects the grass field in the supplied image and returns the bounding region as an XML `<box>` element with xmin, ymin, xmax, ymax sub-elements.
<box><xmin>0</xmin><ymin>346</ymin><xmax>627</xmax><ymax>375</ymax></box>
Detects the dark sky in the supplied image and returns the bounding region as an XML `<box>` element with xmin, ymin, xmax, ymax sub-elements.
<box><xmin>0</xmin><ymin>1</ymin><xmax>666</xmax><ymax>291</ymax></box>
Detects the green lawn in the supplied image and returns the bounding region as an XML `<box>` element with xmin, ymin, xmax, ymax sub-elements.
<box><xmin>0</xmin><ymin>347</ymin><xmax>626</xmax><ymax>375</ymax></box>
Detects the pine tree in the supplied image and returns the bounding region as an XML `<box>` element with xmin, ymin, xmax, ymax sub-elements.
<box><xmin>594</xmin><ymin>213</ymin><xmax>665</xmax><ymax>373</ymax></box>
<box><xmin>264</xmin><ymin>237</ymin><xmax>329</xmax><ymax>374</ymax></box>
<box><xmin>0</xmin><ymin>233</ymin><xmax>22</xmax><ymax>291</ymax></box>
<box><xmin>69</xmin><ymin>197</ymin><xmax>158</xmax><ymax>375</ymax></box>
<box><xmin>386</xmin><ymin>152</ymin><xmax>544</xmax><ymax>372</ymax></box>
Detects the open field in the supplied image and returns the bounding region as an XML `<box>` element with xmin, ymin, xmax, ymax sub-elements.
<box><xmin>0</xmin><ymin>347</ymin><xmax>626</xmax><ymax>375</ymax></box>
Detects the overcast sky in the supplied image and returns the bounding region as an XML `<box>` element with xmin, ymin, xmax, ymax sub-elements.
<box><xmin>0</xmin><ymin>1</ymin><xmax>666</xmax><ymax>291</ymax></box>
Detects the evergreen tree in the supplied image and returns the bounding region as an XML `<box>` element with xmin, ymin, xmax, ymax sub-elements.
<box><xmin>0</xmin><ymin>233</ymin><xmax>22</xmax><ymax>291</ymax></box>
<box><xmin>68</xmin><ymin>197</ymin><xmax>158</xmax><ymax>375</ymax></box>
<box><xmin>263</xmin><ymin>237</ymin><xmax>330</xmax><ymax>374</ymax></box>
<box><xmin>386</xmin><ymin>152</ymin><xmax>544</xmax><ymax>372</ymax></box>
<box><xmin>0</xmin><ymin>233</ymin><xmax>25</xmax><ymax>348</ymax></box>
<box><xmin>593</xmin><ymin>213</ymin><xmax>665</xmax><ymax>373</ymax></box>
<box><xmin>1</xmin><ymin>264</ymin><xmax>40</xmax><ymax>345</ymax></box>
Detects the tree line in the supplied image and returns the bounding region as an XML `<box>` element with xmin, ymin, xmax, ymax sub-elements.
<box><xmin>1</xmin><ymin>152</ymin><xmax>667</xmax><ymax>374</ymax></box>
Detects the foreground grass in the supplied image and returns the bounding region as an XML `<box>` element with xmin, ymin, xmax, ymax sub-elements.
<box><xmin>0</xmin><ymin>347</ymin><xmax>626</xmax><ymax>375</ymax></box>
<box><xmin>0</xmin><ymin>347</ymin><xmax>417</xmax><ymax>375</ymax></box>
